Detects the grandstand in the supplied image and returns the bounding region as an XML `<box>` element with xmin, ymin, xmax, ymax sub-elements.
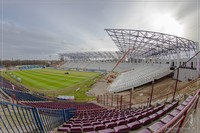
<box><xmin>1</xmin><ymin>29</ymin><xmax>200</xmax><ymax>133</ymax></box>
<box><xmin>17</xmin><ymin>65</ymin><xmax>43</xmax><ymax>70</ymax></box>
<box><xmin>1</xmin><ymin>88</ymin><xmax>46</xmax><ymax>101</ymax></box>
<box><xmin>61</xmin><ymin>30</ymin><xmax>199</xmax><ymax>92</ymax></box>
<box><xmin>108</xmin><ymin>64</ymin><xmax>171</xmax><ymax>92</ymax></box>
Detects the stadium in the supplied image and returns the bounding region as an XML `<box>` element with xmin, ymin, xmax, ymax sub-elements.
<box><xmin>1</xmin><ymin>28</ymin><xmax>200</xmax><ymax>133</ymax></box>
<box><xmin>1</xmin><ymin>1</ymin><xmax>200</xmax><ymax>133</ymax></box>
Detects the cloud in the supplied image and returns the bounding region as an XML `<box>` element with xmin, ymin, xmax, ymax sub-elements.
<box><xmin>1</xmin><ymin>21</ymin><xmax>62</xmax><ymax>59</ymax></box>
<box><xmin>1</xmin><ymin>0</ymin><xmax>199</xmax><ymax>60</ymax></box>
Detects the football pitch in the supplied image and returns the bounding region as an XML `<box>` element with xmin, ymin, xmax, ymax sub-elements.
<box><xmin>3</xmin><ymin>68</ymin><xmax>101</xmax><ymax>100</ymax></box>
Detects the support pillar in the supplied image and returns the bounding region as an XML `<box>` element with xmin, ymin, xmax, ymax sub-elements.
<box><xmin>177</xmin><ymin>48</ymin><xmax>180</xmax><ymax>68</ymax></box>
<box><xmin>111</xmin><ymin>95</ymin><xmax>113</xmax><ymax>107</ymax></box>
<box><xmin>96</xmin><ymin>95</ymin><xmax>99</xmax><ymax>103</ymax></box>
<box><xmin>162</xmin><ymin>54</ymin><xmax>165</xmax><ymax>65</ymax></box>
<box><xmin>117</xmin><ymin>95</ymin><xmax>119</xmax><ymax>109</ymax></box>
<box><xmin>196</xmin><ymin>42</ymin><xmax>200</xmax><ymax>76</ymax></box>
<box><xmin>104</xmin><ymin>95</ymin><xmax>105</xmax><ymax>105</ymax></box>
<box><xmin>168</xmin><ymin>51</ymin><xmax>171</xmax><ymax>66</ymax></box>
<box><xmin>129</xmin><ymin>88</ymin><xmax>133</xmax><ymax>109</ymax></box>
<box><xmin>120</xmin><ymin>95</ymin><xmax>123</xmax><ymax>110</ymax></box>
<box><xmin>149</xmin><ymin>81</ymin><xmax>154</xmax><ymax>107</ymax></box>
<box><xmin>107</xmin><ymin>95</ymin><xmax>109</xmax><ymax>106</ymax></box>
<box><xmin>172</xmin><ymin>68</ymin><xmax>179</xmax><ymax>101</ymax></box>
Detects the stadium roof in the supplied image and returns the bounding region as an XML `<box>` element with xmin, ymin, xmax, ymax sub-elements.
<box><xmin>59</xmin><ymin>51</ymin><xmax>124</xmax><ymax>60</ymax></box>
<box><xmin>59</xmin><ymin>29</ymin><xmax>198</xmax><ymax>60</ymax></box>
<box><xmin>105</xmin><ymin>29</ymin><xmax>198</xmax><ymax>58</ymax></box>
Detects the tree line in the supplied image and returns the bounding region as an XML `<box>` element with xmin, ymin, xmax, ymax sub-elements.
<box><xmin>0</xmin><ymin>60</ymin><xmax>61</xmax><ymax>68</ymax></box>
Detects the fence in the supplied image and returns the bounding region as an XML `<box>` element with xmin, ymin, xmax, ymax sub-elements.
<box><xmin>157</xmin><ymin>90</ymin><xmax>200</xmax><ymax>132</ymax></box>
<box><xmin>0</xmin><ymin>101</ymin><xmax>76</xmax><ymax>133</ymax></box>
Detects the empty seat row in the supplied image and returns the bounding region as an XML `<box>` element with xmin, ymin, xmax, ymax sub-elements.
<box><xmin>1</xmin><ymin>88</ymin><xmax>46</xmax><ymax>101</ymax></box>
<box><xmin>138</xmin><ymin>95</ymin><xmax>194</xmax><ymax>133</ymax></box>
<box><xmin>109</xmin><ymin>64</ymin><xmax>170</xmax><ymax>92</ymax></box>
<box><xmin>22</xmin><ymin>101</ymin><xmax>105</xmax><ymax>111</ymax></box>
<box><xmin>57</xmin><ymin>101</ymin><xmax>178</xmax><ymax>132</ymax></box>
<box><xmin>0</xmin><ymin>76</ymin><xmax>28</xmax><ymax>91</ymax></box>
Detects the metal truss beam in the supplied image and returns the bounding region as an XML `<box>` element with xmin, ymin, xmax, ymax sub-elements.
<box><xmin>105</xmin><ymin>29</ymin><xmax>197</xmax><ymax>58</ymax></box>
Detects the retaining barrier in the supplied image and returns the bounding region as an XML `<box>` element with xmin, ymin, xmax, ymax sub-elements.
<box><xmin>0</xmin><ymin>101</ymin><xmax>76</xmax><ymax>133</ymax></box>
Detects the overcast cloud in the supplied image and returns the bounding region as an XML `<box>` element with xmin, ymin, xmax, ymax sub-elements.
<box><xmin>0</xmin><ymin>0</ymin><xmax>199</xmax><ymax>60</ymax></box>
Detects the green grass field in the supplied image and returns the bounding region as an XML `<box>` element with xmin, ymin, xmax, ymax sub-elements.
<box><xmin>3</xmin><ymin>68</ymin><xmax>101</xmax><ymax>100</ymax></box>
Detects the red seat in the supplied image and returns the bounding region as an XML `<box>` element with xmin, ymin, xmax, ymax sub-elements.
<box><xmin>110</xmin><ymin>118</ymin><xmax>118</xmax><ymax>122</ymax></box>
<box><xmin>73</xmin><ymin>123</ymin><xmax>82</xmax><ymax>127</ymax></box>
<box><xmin>185</xmin><ymin>96</ymin><xmax>193</xmax><ymax>102</ymax></box>
<box><xmin>181</xmin><ymin>101</ymin><xmax>188</xmax><ymax>106</ymax></box>
<box><xmin>138</xmin><ymin>128</ymin><xmax>151</xmax><ymax>133</ymax></box>
<box><xmin>163</xmin><ymin>106</ymin><xmax>170</xmax><ymax>113</ymax></box>
<box><xmin>148</xmin><ymin>113</ymin><xmax>160</xmax><ymax>121</ymax></box>
<box><xmin>98</xmin><ymin>128</ymin><xmax>115</xmax><ymax>133</ymax></box>
<box><xmin>57</xmin><ymin>127</ymin><xmax>70</xmax><ymax>132</ymax></box>
<box><xmin>167</xmin><ymin>104</ymin><xmax>174</xmax><ymax>111</ymax></box>
<box><xmin>127</xmin><ymin>121</ymin><xmax>142</xmax><ymax>131</ymax></box>
<box><xmin>63</xmin><ymin>123</ymin><xmax>72</xmax><ymax>128</ymax></box>
<box><xmin>71</xmin><ymin>127</ymin><xmax>82</xmax><ymax>133</ymax></box>
<box><xmin>141</xmin><ymin>112</ymin><xmax>148</xmax><ymax>117</ymax></box>
<box><xmin>92</xmin><ymin>122</ymin><xmax>101</xmax><ymax>126</ymax></box>
<box><xmin>101</xmin><ymin>120</ymin><xmax>110</xmax><ymax>124</ymax></box>
<box><xmin>169</xmin><ymin>109</ymin><xmax>180</xmax><ymax>117</ymax></box>
<box><xmin>148</xmin><ymin>121</ymin><xmax>165</xmax><ymax>132</ymax></box>
<box><xmin>117</xmin><ymin>117</ymin><xmax>125</xmax><ymax>120</ymax></box>
<box><xmin>160</xmin><ymin>115</ymin><xmax>174</xmax><ymax>124</ymax></box>
<box><xmin>135</xmin><ymin>114</ymin><xmax>145</xmax><ymax>120</ymax></box>
<box><xmin>82</xmin><ymin>126</ymin><xmax>95</xmax><ymax>132</ymax></box>
<box><xmin>114</xmin><ymin>125</ymin><xmax>130</xmax><ymax>133</ymax></box>
<box><xmin>116</xmin><ymin>119</ymin><xmax>127</xmax><ymax>126</ymax></box>
<box><xmin>83</xmin><ymin>123</ymin><xmax>92</xmax><ymax>126</ymax></box>
<box><xmin>94</xmin><ymin>124</ymin><xmax>106</xmax><ymax>131</ymax></box>
<box><xmin>139</xmin><ymin>117</ymin><xmax>152</xmax><ymax>126</ymax></box>
<box><xmin>125</xmin><ymin>117</ymin><xmax>136</xmax><ymax>123</ymax></box>
<box><xmin>125</xmin><ymin>115</ymin><xmax>132</xmax><ymax>118</ymax></box>
<box><xmin>176</xmin><ymin>105</ymin><xmax>185</xmax><ymax>111</ymax></box>
<box><xmin>105</xmin><ymin>122</ymin><xmax>117</xmax><ymax>128</ymax></box>
<box><xmin>156</xmin><ymin>110</ymin><xmax>165</xmax><ymax>116</ymax></box>
<box><xmin>87</xmin><ymin>131</ymin><xmax>96</xmax><ymax>133</ymax></box>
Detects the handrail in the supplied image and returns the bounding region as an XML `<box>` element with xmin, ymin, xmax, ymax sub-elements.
<box><xmin>156</xmin><ymin>89</ymin><xmax>200</xmax><ymax>133</ymax></box>
<box><xmin>0</xmin><ymin>101</ymin><xmax>76</xmax><ymax>132</ymax></box>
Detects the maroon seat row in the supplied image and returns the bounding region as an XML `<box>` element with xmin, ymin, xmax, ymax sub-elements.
<box><xmin>57</xmin><ymin>101</ymin><xmax>179</xmax><ymax>133</ymax></box>
<box><xmin>0</xmin><ymin>76</ymin><xmax>27</xmax><ymax>91</ymax></box>
<box><xmin>138</xmin><ymin>95</ymin><xmax>195</xmax><ymax>133</ymax></box>
<box><xmin>22</xmin><ymin>101</ymin><xmax>105</xmax><ymax>111</ymax></box>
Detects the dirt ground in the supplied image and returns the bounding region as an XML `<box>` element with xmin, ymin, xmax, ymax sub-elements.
<box><xmin>87</xmin><ymin>79</ymin><xmax>110</xmax><ymax>96</ymax></box>
<box><xmin>89</xmin><ymin>76</ymin><xmax>200</xmax><ymax>107</ymax></box>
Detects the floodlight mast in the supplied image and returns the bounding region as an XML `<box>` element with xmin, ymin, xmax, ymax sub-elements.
<box><xmin>112</xmin><ymin>49</ymin><xmax>133</xmax><ymax>72</ymax></box>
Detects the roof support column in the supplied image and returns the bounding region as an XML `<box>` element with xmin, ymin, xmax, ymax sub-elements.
<box><xmin>161</xmin><ymin>54</ymin><xmax>164</xmax><ymax>65</ymax></box>
<box><xmin>159</xmin><ymin>56</ymin><xmax>161</xmax><ymax>66</ymax></box>
<box><xmin>135</xmin><ymin>56</ymin><xmax>138</xmax><ymax>64</ymax></box>
<box><xmin>142</xmin><ymin>58</ymin><xmax>144</xmax><ymax>65</ymax></box>
<box><xmin>168</xmin><ymin>51</ymin><xmax>171</xmax><ymax>66</ymax></box>
<box><xmin>152</xmin><ymin>56</ymin><xmax>155</xmax><ymax>66</ymax></box>
<box><xmin>196</xmin><ymin>42</ymin><xmax>200</xmax><ymax>76</ymax></box>
<box><xmin>156</xmin><ymin>57</ymin><xmax>158</xmax><ymax>64</ymax></box>
<box><xmin>177</xmin><ymin>48</ymin><xmax>180</xmax><ymax>68</ymax></box>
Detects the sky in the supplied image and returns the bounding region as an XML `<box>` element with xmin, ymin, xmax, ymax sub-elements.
<box><xmin>0</xmin><ymin>0</ymin><xmax>199</xmax><ymax>60</ymax></box>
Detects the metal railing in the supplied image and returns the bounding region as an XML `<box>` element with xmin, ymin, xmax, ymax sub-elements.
<box><xmin>0</xmin><ymin>101</ymin><xmax>76</xmax><ymax>133</ymax></box>
<box><xmin>156</xmin><ymin>90</ymin><xmax>200</xmax><ymax>133</ymax></box>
